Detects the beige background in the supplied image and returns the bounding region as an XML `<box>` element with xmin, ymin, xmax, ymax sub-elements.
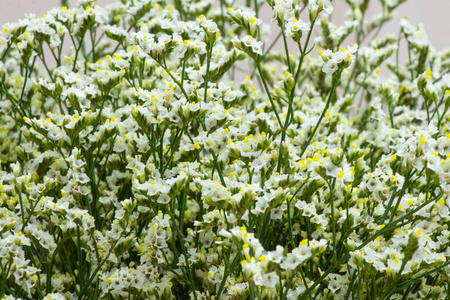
<box><xmin>1</xmin><ymin>0</ymin><xmax>449</xmax><ymax>50</ymax></box>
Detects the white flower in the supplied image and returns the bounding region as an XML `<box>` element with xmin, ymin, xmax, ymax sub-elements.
<box><xmin>309</xmin><ymin>0</ymin><xmax>334</xmax><ymax>20</ymax></box>
<box><xmin>231</xmin><ymin>35</ymin><xmax>263</xmax><ymax>59</ymax></box>
<box><xmin>105</xmin><ymin>24</ymin><xmax>127</xmax><ymax>41</ymax></box>
<box><xmin>227</xmin><ymin>8</ymin><xmax>262</xmax><ymax>37</ymax></box>
<box><xmin>43</xmin><ymin>292</ymin><xmax>66</xmax><ymax>300</ymax></box>
<box><xmin>285</xmin><ymin>18</ymin><xmax>310</xmax><ymax>42</ymax></box>
<box><xmin>319</xmin><ymin>44</ymin><xmax>358</xmax><ymax>75</ymax></box>
<box><xmin>253</xmin><ymin>271</ymin><xmax>279</xmax><ymax>289</ymax></box>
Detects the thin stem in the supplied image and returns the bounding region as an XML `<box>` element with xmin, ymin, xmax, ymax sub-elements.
<box><xmin>77</xmin><ymin>230</ymin><xmax>127</xmax><ymax>300</ymax></box>
<box><xmin>281</xmin><ymin>27</ymin><xmax>292</xmax><ymax>73</ymax></box>
<box><xmin>379</xmin><ymin>169</ymin><xmax>416</xmax><ymax>225</ymax></box>
<box><xmin>203</xmin><ymin>41</ymin><xmax>214</xmax><ymax>103</ymax></box>
<box><xmin>286</xmin><ymin>197</ymin><xmax>294</xmax><ymax>244</ymax></box>
<box><xmin>249</xmin><ymin>31</ymin><xmax>282</xmax><ymax>79</ymax></box>
<box><xmin>1</xmin><ymin>41</ymin><xmax>13</xmax><ymax>60</ymax></box>
<box><xmin>154</xmin><ymin>58</ymin><xmax>191</xmax><ymax>102</ymax></box>
<box><xmin>216</xmin><ymin>251</ymin><xmax>241</xmax><ymax>298</ymax></box>
<box><xmin>301</xmin><ymin>195</ymin><xmax>441</xmax><ymax>298</ymax></box>
<box><xmin>38</xmin><ymin>43</ymin><xmax>54</xmax><ymax>81</ymax></box>
<box><xmin>395</xmin><ymin>29</ymin><xmax>402</xmax><ymax>76</ymax></box>
<box><xmin>328</xmin><ymin>178</ymin><xmax>337</xmax><ymax>266</ymax></box>
<box><xmin>298</xmin><ymin>76</ymin><xmax>340</xmax><ymax>160</ymax></box>
<box><xmin>276</xmin><ymin>18</ymin><xmax>317</xmax><ymax>173</ymax></box>
<box><xmin>72</xmin><ymin>35</ymin><xmax>86</xmax><ymax>71</ymax></box>
<box><xmin>1</xmin><ymin>82</ymin><xmax>27</xmax><ymax>118</ymax></box>
<box><xmin>211</xmin><ymin>150</ymin><xmax>227</xmax><ymax>187</ymax></box>
<box><xmin>255</xmin><ymin>64</ymin><xmax>283</xmax><ymax>129</ymax></box>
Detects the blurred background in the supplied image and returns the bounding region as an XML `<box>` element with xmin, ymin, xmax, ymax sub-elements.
<box><xmin>1</xmin><ymin>0</ymin><xmax>449</xmax><ymax>55</ymax></box>
<box><xmin>1</xmin><ymin>0</ymin><xmax>449</xmax><ymax>50</ymax></box>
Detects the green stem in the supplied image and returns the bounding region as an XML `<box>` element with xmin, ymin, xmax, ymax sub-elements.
<box><xmin>211</xmin><ymin>150</ymin><xmax>227</xmax><ymax>187</ymax></box>
<box><xmin>281</xmin><ymin>27</ymin><xmax>292</xmax><ymax>74</ymax></box>
<box><xmin>379</xmin><ymin>169</ymin><xmax>416</xmax><ymax>225</ymax></box>
<box><xmin>91</xmin><ymin>88</ymin><xmax>108</xmax><ymax>133</ymax></box>
<box><xmin>255</xmin><ymin>64</ymin><xmax>283</xmax><ymax>128</ymax></box>
<box><xmin>328</xmin><ymin>178</ymin><xmax>337</xmax><ymax>266</ymax></box>
<box><xmin>298</xmin><ymin>76</ymin><xmax>340</xmax><ymax>160</ymax></box>
<box><xmin>287</xmin><ymin>197</ymin><xmax>294</xmax><ymax>245</ymax></box>
<box><xmin>1</xmin><ymin>41</ymin><xmax>13</xmax><ymax>60</ymax></box>
<box><xmin>72</xmin><ymin>35</ymin><xmax>86</xmax><ymax>71</ymax></box>
<box><xmin>216</xmin><ymin>251</ymin><xmax>241</xmax><ymax>298</ymax></box>
<box><xmin>1</xmin><ymin>82</ymin><xmax>26</xmax><ymax>118</ymax></box>
<box><xmin>276</xmin><ymin>18</ymin><xmax>317</xmax><ymax>173</ymax></box>
<box><xmin>161</xmin><ymin>127</ymin><xmax>185</xmax><ymax>175</ymax></box>
<box><xmin>154</xmin><ymin>59</ymin><xmax>191</xmax><ymax>102</ymax></box>
<box><xmin>77</xmin><ymin>230</ymin><xmax>127</xmax><ymax>300</ymax></box>
<box><xmin>300</xmin><ymin>195</ymin><xmax>441</xmax><ymax>298</ymax></box>
<box><xmin>203</xmin><ymin>41</ymin><xmax>214</xmax><ymax>103</ymax></box>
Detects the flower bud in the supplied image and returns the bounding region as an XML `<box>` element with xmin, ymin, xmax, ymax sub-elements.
<box><xmin>402</xmin><ymin>231</ymin><xmax>419</xmax><ymax>265</ymax></box>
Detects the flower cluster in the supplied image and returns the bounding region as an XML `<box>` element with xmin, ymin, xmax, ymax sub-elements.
<box><xmin>1</xmin><ymin>0</ymin><xmax>450</xmax><ymax>299</ymax></box>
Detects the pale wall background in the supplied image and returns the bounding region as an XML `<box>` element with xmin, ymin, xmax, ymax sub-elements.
<box><xmin>1</xmin><ymin>0</ymin><xmax>449</xmax><ymax>50</ymax></box>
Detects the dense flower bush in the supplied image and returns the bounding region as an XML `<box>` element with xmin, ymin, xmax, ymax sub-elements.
<box><xmin>1</xmin><ymin>0</ymin><xmax>450</xmax><ymax>299</ymax></box>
